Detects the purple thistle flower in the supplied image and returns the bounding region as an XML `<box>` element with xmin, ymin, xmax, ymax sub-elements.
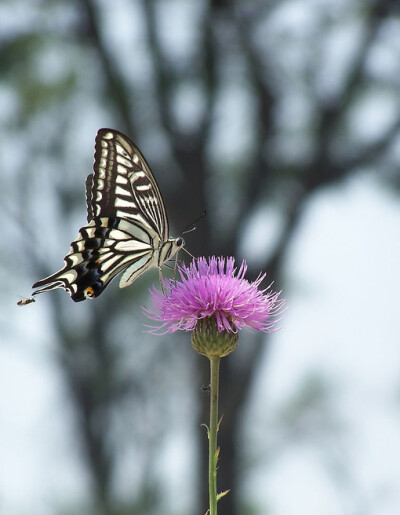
<box><xmin>144</xmin><ymin>256</ymin><xmax>284</xmax><ymax>335</ymax></box>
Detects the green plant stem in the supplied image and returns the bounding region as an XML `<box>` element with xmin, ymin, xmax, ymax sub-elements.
<box><xmin>208</xmin><ymin>355</ymin><xmax>220</xmax><ymax>515</ymax></box>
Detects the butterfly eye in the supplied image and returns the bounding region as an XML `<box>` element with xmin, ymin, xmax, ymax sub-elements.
<box><xmin>177</xmin><ymin>237</ymin><xmax>184</xmax><ymax>247</ymax></box>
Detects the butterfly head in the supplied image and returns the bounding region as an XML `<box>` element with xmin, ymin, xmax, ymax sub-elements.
<box><xmin>164</xmin><ymin>236</ymin><xmax>185</xmax><ymax>261</ymax></box>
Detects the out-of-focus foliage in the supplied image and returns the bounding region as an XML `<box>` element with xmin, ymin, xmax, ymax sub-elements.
<box><xmin>1</xmin><ymin>1</ymin><xmax>400</xmax><ymax>514</ymax></box>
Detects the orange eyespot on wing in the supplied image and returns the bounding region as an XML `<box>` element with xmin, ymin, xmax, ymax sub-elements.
<box><xmin>85</xmin><ymin>286</ymin><xmax>95</xmax><ymax>298</ymax></box>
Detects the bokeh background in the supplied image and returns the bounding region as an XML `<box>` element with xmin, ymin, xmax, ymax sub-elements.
<box><xmin>2</xmin><ymin>1</ymin><xmax>400</xmax><ymax>514</ymax></box>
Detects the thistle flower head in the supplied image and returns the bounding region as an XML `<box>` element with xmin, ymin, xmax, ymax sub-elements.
<box><xmin>144</xmin><ymin>256</ymin><xmax>284</xmax><ymax>337</ymax></box>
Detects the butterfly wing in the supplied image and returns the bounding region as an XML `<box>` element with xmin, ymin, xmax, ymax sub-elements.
<box><xmin>87</xmin><ymin>128</ymin><xmax>169</xmax><ymax>238</ymax></box>
<box><xmin>32</xmin><ymin>129</ymin><xmax>172</xmax><ymax>302</ymax></box>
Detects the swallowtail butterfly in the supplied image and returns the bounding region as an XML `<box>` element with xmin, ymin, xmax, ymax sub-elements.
<box><xmin>32</xmin><ymin>129</ymin><xmax>184</xmax><ymax>302</ymax></box>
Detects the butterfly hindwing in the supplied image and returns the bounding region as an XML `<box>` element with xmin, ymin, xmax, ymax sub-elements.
<box><xmin>32</xmin><ymin>129</ymin><xmax>184</xmax><ymax>302</ymax></box>
<box><xmin>33</xmin><ymin>217</ymin><xmax>155</xmax><ymax>301</ymax></box>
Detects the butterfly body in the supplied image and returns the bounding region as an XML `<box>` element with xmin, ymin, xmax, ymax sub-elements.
<box><xmin>32</xmin><ymin>129</ymin><xmax>184</xmax><ymax>301</ymax></box>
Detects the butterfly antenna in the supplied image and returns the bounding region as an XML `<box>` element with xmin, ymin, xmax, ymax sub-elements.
<box><xmin>182</xmin><ymin>246</ymin><xmax>196</xmax><ymax>260</ymax></box>
<box><xmin>181</xmin><ymin>210</ymin><xmax>206</xmax><ymax>235</ymax></box>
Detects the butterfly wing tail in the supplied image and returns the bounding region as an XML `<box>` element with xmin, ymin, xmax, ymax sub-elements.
<box><xmin>32</xmin><ymin>262</ymin><xmax>110</xmax><ymax>302</ymax></box>
<box><xmin>32</xmin><ymin>268</ymin><xmax>89</xmax><ymax>302</ymax></box>
<box><xmin>33</xmin><ymin>273</ymin><xmax>66</xmax><ymax>295</ymax></box>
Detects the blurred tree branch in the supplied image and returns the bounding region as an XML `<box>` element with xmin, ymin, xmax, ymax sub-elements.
<box><xmin>80</xmin><ymin>0</ymin><xmax>135</xmax><ymax>136</ymax></box>
<box><xmin>5</xmin><ymin>0</ymin><xmax>400</xmax><ymax>514</ymax></box>
<box><xmin>141</xmin><ymin>0</ymin><xmax>217</xmax><ymax>243</ymax></box>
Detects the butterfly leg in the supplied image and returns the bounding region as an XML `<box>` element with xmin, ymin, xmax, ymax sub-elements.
<box><xmin>159</xmin><ymin>267</ymin><xmax>166</xmax><ymax>294</ymax></box>
<box><xmin>173</xmin><ymin>253</ymin><xmax>179</xmax><ymax>277</ymax></box>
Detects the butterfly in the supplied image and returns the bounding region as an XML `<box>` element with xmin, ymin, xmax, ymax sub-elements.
<box><xmin>17</xmin><ymin>297</ymin><xmax>36</xmax><ymax>306</ymax></box>
<box><xmin>32</xmin><ymin>128</ymin><xmax>185</xmax><ymax>302</ymax></box>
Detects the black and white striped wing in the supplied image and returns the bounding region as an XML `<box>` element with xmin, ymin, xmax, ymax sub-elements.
<box><xmin>32</xmin><ymin>129</ymin><xmax>180</xmax><ymax>302</ymax></box>
<box><xmin>86</xmin><ymin>129</ymin><xmax>169</xmax><ymax>238</ymax></box>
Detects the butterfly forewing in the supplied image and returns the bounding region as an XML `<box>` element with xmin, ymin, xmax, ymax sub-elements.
<box><xmin>32</xmin><ymin>129</ymin><xmax>184</xmax><ymax>302</ymax></box>
<box><xmin>89</xmin><ymin>129</ymin><xmax>168</xmax><ymax>236</ymax></box>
